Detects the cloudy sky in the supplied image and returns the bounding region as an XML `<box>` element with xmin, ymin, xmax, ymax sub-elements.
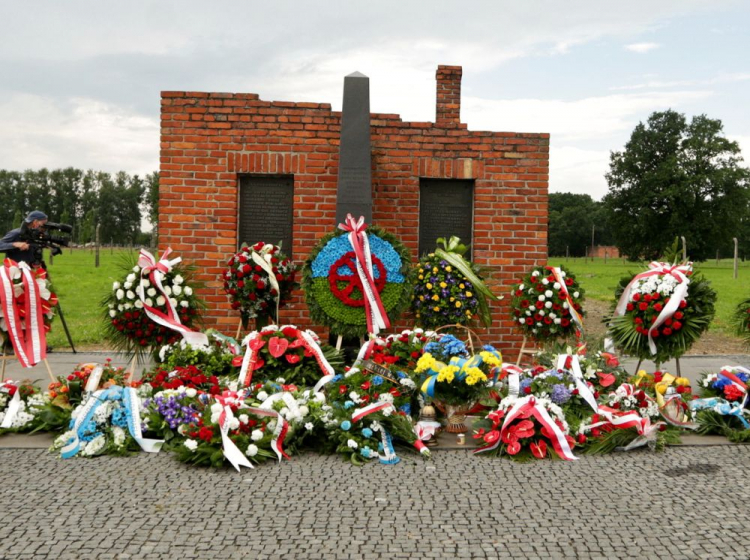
<box><xmin>1</xmin><ymin>0</ymin><xmax>748</xmax><ymax>200</ymax></box>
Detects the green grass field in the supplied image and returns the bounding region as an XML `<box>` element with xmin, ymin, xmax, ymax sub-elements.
<box><xmin>27</xmin><ymin>249</ymin><xmax>750</xmax><ymax>349</ymax></box>
<box><xmin>550</xmin><ymin>257</ymin><xmax>749</xmax><ymax>335</ymax></box>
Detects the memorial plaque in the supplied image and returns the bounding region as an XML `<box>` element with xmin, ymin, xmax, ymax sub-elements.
<box><xmin>238</xmin><ymin>175</ymin><xmax>294</xmax><ymax>255</ymax></box>
<box><xmin>336</xmin><ymin>71</ymin><xmax>373</xmax><ymax>224</ymax></box>
<box><xmin>419</xmin><ymin>179</ymin><xmax>474</xmax><ymax>257</ymax></box>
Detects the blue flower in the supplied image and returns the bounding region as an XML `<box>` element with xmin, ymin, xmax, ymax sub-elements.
<box><xmin>713</xmin><ymin>378</ymin><xmax>731</xmax><ymax>390</ymax></box>
<box><xmin>372</xmin><ymin>376</ymin><xmax>384</xmax><ymax>386</ymax></box>
<box><xmin>344</xmin><ymin>400</ymin><xmax>355</xmax><ymax>409</ymax></box>
<box><xmin>340</xmin><ymin>420</ymin><xmax>352</xmax><ymax>431</ymax></box>
<box><xmin>399</xmin><ymin>404</ymin><xmax>411</xmax><ymax>415</ymax></box>
<box><xmin>311</xmin><ymin>233</ymin><xmax>404</xmax><ymax>283</ymax></box>
<box><xmin>362</xmin><ymin>428</ymin><xmax>373</xmax><ymax>438</ymax></box>
<box><xmin>550</xmin><ymin>384</ymin><xmax>571</xmax><ymax>405</ymax></box>
<box><xmin>360</xmin><ymin>447</ymin><xmax>372</xmax><ymax>458</ymax></box>
<box><xmin>396</xmin><ymin>371</ymin><xmax>408</xmax><ymax>379</ymax></box>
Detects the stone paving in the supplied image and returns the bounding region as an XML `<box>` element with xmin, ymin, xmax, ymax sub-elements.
<box><xmin>1</xmin><ymin>446</ymin><xmax>750</xmax><ymax>559</ymax></box>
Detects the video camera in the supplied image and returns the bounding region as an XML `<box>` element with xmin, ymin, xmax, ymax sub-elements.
<box><xmin>19</xmin><ymin>220</ymin><xmax>73</xmax><ymax>265</ymax></box>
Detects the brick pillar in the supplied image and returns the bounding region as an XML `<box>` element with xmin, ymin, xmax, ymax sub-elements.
<box><xmin>436</xmin><ymin>65</ymin><xmax>462</xmax><ymax>126</ymax></box>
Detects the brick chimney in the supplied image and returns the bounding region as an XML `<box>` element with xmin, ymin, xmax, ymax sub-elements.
<box><xmin>436</xmin><ymin>65</ymin><xmax>462</xmax><ymax>126</ymax></box>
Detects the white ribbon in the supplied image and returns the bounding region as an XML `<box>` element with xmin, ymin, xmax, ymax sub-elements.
<box><xmin>84</xmin><ymin>365</ymin><xmax>104</xmax><ymax>393</ymax></box>
<box><xmin>217</xmin><ymin>402</ymin><xmax>253</xmax><ymax>472</ymax></box>
<box><xmin>0</xmin><ymin>265</ymin><xmax>31</xmax><ymax>367</ymax></box>
<box><xmin>555</xmin><ymin>354</ymin><xmax>598</xmax><ymax>413</ymax></box>
<box><xmin>18</xmin><ymin>262</ymin><xmax>44</xmax><ymax>365</ymax></box>
<box><xmin>250</xmin><ymin>246</ymin><xmax>281</xmax><ymax>323</ymax></box>
<box><xmin>0</xmin><ymin>387</ymin><xmax>21</xmax><ymax>429</ymax></box>
<box><xmin>124</xmin><ymin>387</ymin><xmax>163</xmax><ymax>453</ymax></box>
<box><xmin>502</xmin><ymin>363</ymin><xmax>522</xmax><ymax>398</ymax></box>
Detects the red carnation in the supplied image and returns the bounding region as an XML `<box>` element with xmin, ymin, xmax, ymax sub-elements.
<box><xmin>257</xmin><ymin>280</ymin><xmax>266</xmax><ymax>290</ymax></box>
<box><xmin>638</xmin><ymin>302</ymin><xmax>648</xmax><ymax>311</ymax></box>
<box><xmin>654</xmin><ymin>303</ymin><xmax>663</xmax><ymax>312</ymax></box>
<box><xmin>673</xmin><ymin>321</ymin><xmax>682</xmax><ymax>330</ymax></box>
<box><xmin>679</xmin><ymin>300</ymin><xmax>687</xmax><ymax>309</ymax></box>
<box><xmin>662</xmin><ymin>327</ymin><xmax>673</xmax><ymax>336</ymax></box>
<box><xmin>242</xmin><ymin>264</ymin><xmax>251</xmax><ymax>273</ymax></box>
<box><xmin>632</xmin><ymin>293</ymin><xmax>641</xmax><ymax>302</ymax></box>
<box><xmin>626</xmin><ymin>303</ymin><xmax>634</xmax><ymax>311</ymax></box>
<box><xmin>561</xmin><ymin>318</ymin><xmax>570</xmax><ymax>327</ymax></box>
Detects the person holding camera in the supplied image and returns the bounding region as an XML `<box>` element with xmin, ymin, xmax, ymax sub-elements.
<box><xmin>0</xmin><ymin>210</ymin><xmax>48</xmax><ymax>265</ymax></box>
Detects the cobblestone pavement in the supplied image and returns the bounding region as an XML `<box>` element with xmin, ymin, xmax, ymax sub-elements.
<box><xmin>1</xmin><ymin>447</ymin><xmax>749</xmax><ymax>560</ymax></box>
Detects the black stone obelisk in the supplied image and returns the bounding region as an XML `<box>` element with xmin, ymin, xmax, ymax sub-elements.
<box><xmin>335</xmin><ymin>71</ymin><xmax>372</xmax><ymax>224</ymax></box>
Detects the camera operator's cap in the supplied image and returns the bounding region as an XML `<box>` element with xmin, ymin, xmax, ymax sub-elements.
<box><xmin>24</xmin><ymin>210</ymin><xmax>48</xmax><ymax>223</ymax></box>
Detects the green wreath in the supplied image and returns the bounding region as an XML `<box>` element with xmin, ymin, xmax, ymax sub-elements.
<box><xmin>303</xmin><ymin>224</ymin><xmax>414</xmax><ymax>338</ymax></box>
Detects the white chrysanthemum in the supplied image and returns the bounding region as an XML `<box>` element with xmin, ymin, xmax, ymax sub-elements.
<box><xmin>116</xmin><ymin>289</ymin><xmax>124</xmax><ymax>300</ymax></box>
<box><xmin>349</xmin><ymin>391</ymin><xmax>362</xmax><ymax>404</ymax></box>
<box><xmin>554</xmin><ymin>319</ymin><xmax>561</xmax><ymax>325</ymax></box>
<box><xmin>545</xmin><ymin>290</ymin><xmax>553</xmax><ymax>298</ymax></box>
<box><xmin>127</xmin><ymin>273</ymin><xmax>136</xmax><ymax>282</ymax></box>
<box><xmin>378</xmin><ymin>393</ymin><xmax>394</xmax><ymax>404</ymax></box>
<box><xmin>124</xmin><ymin>303</ymin><xmax>133</xmax><ymax>310</ymax></box>
<box><xmin>124</xmin><ymin>282</ymin><xmax>132</xmax><ymax>290</ymax></box>
<box><xmin>347</xmin><ymin>439</ymin><xmax>358</xmax><ymax>449</ymax></box>
<box><xmin>126</xmin><ymin>290</ymin><xmax>135</xmax><ymax>300</ymax></box>
<box><xmin>112</xmin><ymin>281</ymin><xmax>120</xmax><ymax>290</ymax></box>
<box><xmin>544</xmin><ymin>301</ymin><xmax>552</xmax><ymax>309</ymax></box>
<box><xmin>141</xmin><ymin>278</ymin><xmax>151</xmax><ymax>288</ymax></box>
<box><xmin>169</xmin><ymin>298</ymin><xmax>178</xmax><ymax>308</ymax></box>
<box><xmin>113</xmin><ymin>427</ymin><xmax>126</xmax><ymax>447</ymax></box>
<box><xmin>538</xmin><ymin>295</ymin><xmax>545</xmax><ymax>302</ymax></box>
<box><xmin>180</xmin><ymin>300</ymin><xmax>189</xmax><ymax>308</ymax></box>
<box><xmin>82</xmin><ymin>435</ymin><xmax>106</xmax><ymax>457</ymax></box>
<box><xmin>553</xmin><ymin>282</ymin><xmax>561</xmax><ymax>290</ymax></box>
<box><xmin>542</xmin><ymin>278</ymin><xmax>549</xmax><ymax>285</ymax></box>
<box><xmin>109</xmin><ymin>310</ymin><xmax>116</xmax><ymax>318</ymax></box>
<box><xmin>257</xmin><ymin>391</ymin><xmax>268</xmax><ymax>402</ymax></box>
<box><xmin>531</xmin><ymin>271</ymin><xmax>540</xmax><ymax>277</ymax></box>
<box><xmin>184</xmin><ymin>286</ymin><xmax>192</xmax><ymax>296</ymax></box>
<box><xmin>184</xmin><ymin>439</ymin><xmax>198</xmax><ymax>452</ymax></box>
<box><xmin>174</xmin><ymin>275</ymin><xmax>184</xmax><ymax>285</ymax></box>
<box><xmin>134</xmin><ymin>300</ymin><xmax>143</xmax><ymax>309</ymax></box>
<box><xmin>251</xmin><ymin>429</ymin><xmax>264</xmax><ymax>441</ymax></box>
<box><xmin>185</xmin><ymin>388</ymin><xmax>197</xmax><ymax>398</ymax></box>
<box><xmin>573</xmin><ymin>291</ymin><xmax>580</xmax><ymax>298</ymax></box>
<box><xmin>245</xmin><ymin>444</ymin><xmax>258</xmax><ymax>457</ymax></box>
<box><xmin>228</xmin><ymin>417</ymin><xmax>240</xmax><ymax>431</ymax></box>
<box><xmin>400</xmin><ymin>378</ymin><xmax>416</xmax><ymax>389</ymax></box>
<box><xmin>156</xmin><ymin>296</ymin><xmax>166</xmax><ymax>307</ymax></box>
<box><xmin>147</xmin><ymin>288</ymin><xmax>157</xmax><ymax>298</ymax></box>
<box><xmin>163</xmin><ymin>285</ymin><xmax>172</xmax><ymax>296</ymax></box>
<box><xmin>145</xmin><ymin>298</ymin><xmax>153</xmax><ymax>307</ymax></box>
<box><xmin>519</xmin><ymin>318</ymin><xmax>525</xmax><ymax>325</ymax></box>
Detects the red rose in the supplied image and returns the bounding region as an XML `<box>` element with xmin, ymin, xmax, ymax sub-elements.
<box><xmin>530</xmin><ymin>276</ymin><xmax>538</xmax><ymax>283</ymax></box>
<box><xmin>654</xmin><ymin>303</ymin><xmax>663</xmax><ymax>312</ymax></box>
<box><xmin>257</xmin><ymin>280</ymin><xmax>266</xmax><ymax>290</ymax></box>
<box><xmin>632</xmin><ymin>293</ymin><xmax>641</xmax><ymax>302</ymax></box>
<box><xmin>626</xmin><ymin>303</ymin><xmax>634</xmax><ymax>311</ymax></box>
<box><xmin>239</xmin><ymin>255</ymin><xmax>247</xmax><ymax>263</ymax></box>
<box><xmin>576</xmin><ymin>434</ymin><xmax>587</xmax><ymax>444</ymax></box>
<box><xmin>673</xmin><ymin>321</ymin><xmax>682</xmax><ymax>330</ymax></box>
<box><xmin>638</xmin><ymin>302</ymin><xmax>648</xmax><ymax>311</ymax></box>
<box><xmin>526</xmin><ymin>318</ymin><xmax>534</xmax><ymax>325</ymax></box>
<box><xmin>565</xmin><ymin>278</ymin><xmax>574</xmax><ymax>286</ymax></box>
<box><xmin>561</xmin><ymin>319</ymin><xmax>570</xmax><ymax>327</ymax></box>
<box><xmin>679</xmin><ymin>300</ymin><xmax>687</xmax><ymax>309</ymax></box>
<box><xmin>662</xmin><ymin>328</ymin><xmax>673</xmax><ymax>336</ymax></box>
<box><xmin>674</xmin><ymin>311</ymin><xmax>684</xmax><ymax>319</ymax></box>
<box><xmin>535</xmin><ymin>301</ymin><xmax>544</xmax><ymax>309</ymax></box>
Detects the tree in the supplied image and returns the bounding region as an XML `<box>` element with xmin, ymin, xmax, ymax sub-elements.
<box><xmin>548</xmin><ymin>193</ymin><xmax>613</xmax><ymax>256</ymax></box>
<box><xmin>604</xmin><ymin>110</ymin><xmax>750</xmax><ymax>261</ymax></box>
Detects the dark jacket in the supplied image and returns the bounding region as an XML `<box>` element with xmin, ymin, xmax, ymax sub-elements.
<box><xmin>0</xmin><ymin>228</ymin><xmax>36</xmax><ymax>264</ymax></box>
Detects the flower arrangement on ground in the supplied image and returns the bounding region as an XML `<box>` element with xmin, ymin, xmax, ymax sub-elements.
<box><xmin>312</xmin><ymin>365</ymin><xmax>428</xmax><ymax>465</ymax></box>
<box><xmin>734</xmin><ymin>298</ymin><xmax>750</xmax><ymax>349</ymax></box>
<box><xmin>236</xmin><ymin>324</ymin><xmax>343</xmax><ymax>387</ymax></box>
<box><xmin>509</xmin><ymin>265</ymin><xmax>584</xmax><ymax>343</ymax></box>
<box><xmin>103</xmin><ymin>248</ymin><xmax>205</xmax><ymax>357</ymax></box>
<box><xmin>535</xmin><ymin>347</ymin><xmax>627</xmax><ymax>398</ymax></box>
<box><xmin>34</xmin><ymin>361</ymin><xmax>130</xmax><ymax>432</ymax></box>
<box><xmin>0</xmin><ymin>258</ymin><xmax>57</xmax><ymax>367</ymax></box>
<box><xmin>0</xmin><ymin>379</ymin><xmax>44</xmax><ymax>432</ymax></box>
<box><xmin>303</xmin><ymin>216</ymin><xmax>413</xmax><ymax>338</ymax></box>
<box><xmin>692</xmin><ymin>366</ymin><xmax>750</xmax><ymax>442</ymax></box>
<box><xmin>607</xmin><ymin>261</ymin><xmax>716</xmax><ymax>363</ymax></box>
<box><xmin>51</xmin><ymin>383</ymin><xmax>161</xmax><ymax>458</ymax></box>
<box><xmin>156</xmin><ymin>331</ymin><xmax>241</xmax><ymax>379</ymax></box>
<box><xmin>473</xmin><ymin>395</ymin><xmax>577</xmax><ymax>461</ymax></box>
<box><xmin>221</xmin><ymin>242</ymin><xmax>298</xmax><ymax>327</ymax></box>
<box><xmin>367</xmin><ymin>328</ymin><xmax>438</xmax><ymax>370</ymax></box>
<box><xmin>411</xmin><ymin>236</ymin><xmax>498</xmax><ymax>328</ymax></box>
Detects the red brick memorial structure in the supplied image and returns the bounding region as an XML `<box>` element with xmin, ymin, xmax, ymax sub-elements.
<box><xmin>158</xmin><ymin>65</ymin><xmax>549</xmax><ymax>357</ymax></box>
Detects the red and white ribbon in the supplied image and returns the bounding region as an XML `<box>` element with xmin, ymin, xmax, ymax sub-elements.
<box><xmin>0</xmin><ymin>260</ymin><xmax>46</xmax><ymax>368</ymax></box>
<box><xmin>338</xmin><ymin>214</ymin><xmax>389</xmax><ymax>335</ymax></box>
<box><xmin>500</xmin><ymin>363</ymin><xmax>523</xmax><ymax>398</ymax></box>
<box><xmin>215</xmin><ymin>391</ymin><xmax>253</xmax><ymax>472</ymax></box>
<box><xmin>555</xmin><ymin>354</ymin><xmax>598</xmax><ymax>413</ymax></box>
<box><xmin>613</xmin><ymin>261</ymin><xmax>692</xmax><ymax>356</ymax></box>
<box><xmin>580</xmin><ymin>405</ymin><xmax>665</xmax><ymax>450</ymax></box>
<box><xmin>353</xmin><ymin>338</ymin><xmax>378</xmax><ymax>367</ymax></box>
<box><xmin>546</xmin><ymin>266</ymin><xmax>583</xmax><ymax>336</ymax></box>
<box><xmin>244</xmin><ymin>400</ymin><xmax>290</xmax><ymax>462</ymax></box>
<box><xmin>0</xmin><ymin>384</ymin><xmax>21</xmax><ymax>428</ymax></box>
<box><xmin>136</xmin><ymin>248</ymin><xmax>208</xmax><ymax>348</ymax></box>
<box><xmin>477</xmin><ymin>396</ymin><xmax>577</xmax><ymax>460</ymax></box>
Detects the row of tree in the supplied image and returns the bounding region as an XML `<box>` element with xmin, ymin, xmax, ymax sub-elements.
<box><xmin>0</xmin><ymin>168</ymin><xmax>159</xmax><ymax>245</ymax></box>
<box><xmin>550</xmin><ymin>110</ymin><xmax>750</xmax><ymax>261</ymax></box>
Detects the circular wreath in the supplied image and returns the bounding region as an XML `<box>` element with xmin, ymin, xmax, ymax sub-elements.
<box><xmin>509</xmin><ymin>265</ymin><xmax>584</xmax><ymax>342</ymax></box>
<box><xmin>103</xmin><ymin>254</ymin><xmax>204</xmax><ymax>354</ymax></box>
<box><xmin>0</xmin><ymin>260</ymin><xmax>57</xmax><ymax>339</ymax></box>
<box><xmin>607</xmin><ymin>265</ymin><xmax>716</xmax><ymax>363</ymax></box>
<box><xmin>412</xmin><ymin>237</ymin><xmax>496</xmax><ymax>329</ymax></box>
<box><xmin>734</xmin><ymin>297</ymin><xmax>750</xmax><ymax>349</ymax></box>
<box><xmin>221</xmin><ymin>242</ymin><xmax>298</xmax><ymax>326</ymax></box>
<box><xmin>303</xmin><ymin>225</ymin><xmax>413</xmax><ymax>338</ymax></box>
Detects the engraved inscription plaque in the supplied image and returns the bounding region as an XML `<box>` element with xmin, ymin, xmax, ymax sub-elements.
<box><xmin>419</xmin><ymin>179</ymin><xmax>474</xmax><ymax>257</ymax></box>
<box><xmin>238</xmin><ymin>175</ymin><xmax>294</xmax><ymax>255</ymax></box>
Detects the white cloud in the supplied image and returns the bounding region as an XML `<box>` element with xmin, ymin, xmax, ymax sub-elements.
<box><xmin>462</xmin><ymin>90</ymin><xmax>713</xmax><ymax>141</ymax></box>
<box><xmin>625</xmin><ymin>42</ymin><xmax>661</xmax><ymax>53</ymax></box>
<box><xmin>0</xmin><ymin>94</ymin><xmax>157</xmax><ymax>175</ymax></box>
<box><xmin>549</xmin><ymin>146</ymin><xmax>612</xmax><ymax>200</ymax></box>
<box><xmin>611</xmin><ymin>72</ymin><xmax>750</xmax><ymax>91</ymax></box>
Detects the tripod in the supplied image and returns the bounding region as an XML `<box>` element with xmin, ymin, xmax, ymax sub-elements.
<box><xmin>39</xmin><ymin>260</ymin><xmax>76</xmax><ymax>354</ymax></box>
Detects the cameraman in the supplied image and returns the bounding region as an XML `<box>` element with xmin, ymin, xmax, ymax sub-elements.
<box><xmin>0</xmin><ymin>210</ymin><xmax>48</xmax><ymax>265</ymax></box>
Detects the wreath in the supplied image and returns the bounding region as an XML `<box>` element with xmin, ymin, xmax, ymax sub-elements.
<box><xmin>509</xmin><ymin>265</ymin><xmax>584</xmax><ymax>343</ymax></box>
<box><xmin>221</xmin><ymin>242</ymin><xmax>298</xmax><ymax>327</ymax></box>
<box><xmin>303</xmin><ymin>217</ymin><xmax>413</xmax><ymax>338</ymax></box>
<box><xmin>0</xmin><ymin>259</ymin><xmax>57</xmax><ymax>366</ymax></box>
<box><xmin>607</xmin><ymin>262</ymin><xmax>716</xmax><ymax>363</ymax></box>
<box><xmin>412</xmin><ymin>236</ymin><xmax>498</xmax><ymax>329</ymax></box>
<box><xmin>103</xmin><ymin>249</ymin><xmax>205</xmax><ymax>357</ymax></box>
<box><xmin>734</xmin><ymin>297</ymin><xmax>750</xmax><ymax>349</ymax></box>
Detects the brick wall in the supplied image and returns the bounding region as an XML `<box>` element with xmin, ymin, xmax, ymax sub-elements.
<box><xmin>159</xmin><ymin>65</ymin><xmax>550</xmax><ymax>359</ymax></box>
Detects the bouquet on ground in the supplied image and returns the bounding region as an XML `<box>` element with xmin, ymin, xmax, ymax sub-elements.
<box><xmin>415</xmin><ymin>335</ymin><xmax>500</xmax><ymax>407</ymax></box>
<box><xmin>607</xmin><ymin>260</ymin><xmax>716</xmax><ymax>363</ymax></box>
<box><xmin>412</xmin><ymin>236</ymin><xmax>498</xmax><ymax>329</ymax></box>
<box><xmin>103</xmin><ymin>248</ymin><xmax>204</xmax><ymax>357</ymax></box>
<box><xmin>535</xmin><ymin>347</ymin><xmax>627</xmax><ymax>397</ymax></box>
<box><xmin>0</xmin><ymin>258</ymin><xmax>57</xmax><ymax>367</ymax></box>
<box><xmin>510</xmin><ymin>265</ymin><xmax>584</xmax><ymax>343</ymax></box>
<box><xmin>35</xmin><ymin>361</ymin><xmax>130</xmax><ymax>432</ymax></box>
<box><xmin>313</xmin><ymin>365</ymin><xmax>428</xmax><ymax>465</ymax></box>
<box><xmin>692</xmin><ymin>366</ymin><xmax>750</xmax><ymax>441</ymax></box>
<box><xmin>221</xmin><ymin>242</ymin><xmax>298</xmax><ymax>327</ymax></box>
<box><xmin>155</xmin><ymin>330</ymin><xmax>241</xmax><ymax>379</ymax></box>
<box><xmin>236</xmin><ymin>324</ymin><xmax>343</xmax><ymax>387</ymax></box>
<box><xmin>367</xmin><ymin>328</ymin><xmax>438</xmax><ymax>370</ymax></box>
<box><xmin>473</xmin><ymin>395</ymin><xmax>577</xmax><ymax>461</ymax></box>
<box><xmin>0</xmin><ymin>379</ymin><xmax>44</xmax><ymax>432</ymax></box>
<box><xmin>51</xmin><ymin>383</ymin><xmax>160</xmax><ymax>459</ymax></box>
